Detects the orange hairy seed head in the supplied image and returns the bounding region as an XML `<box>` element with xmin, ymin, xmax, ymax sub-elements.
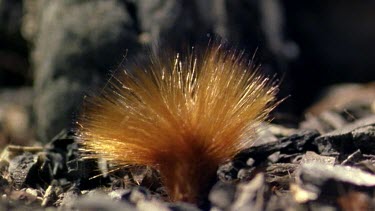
<box><xmin>77</xmin><ymin>45</ymin><xmax>279</xmax><ymax>203</ymax></box>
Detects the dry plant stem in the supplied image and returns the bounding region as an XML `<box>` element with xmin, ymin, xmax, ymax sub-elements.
<box><xmin>7</xmin><ymin>145</ymin><xmax>43</xmax><ymax>153</ymax></box>
<box><xmin>78</xmin><ymin>44</ymin><xmax>279</xmax><ymax>203</ymax></box>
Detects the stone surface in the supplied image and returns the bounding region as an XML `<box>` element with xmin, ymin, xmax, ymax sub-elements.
<box><xmin>218</xmin><ymin>129</ymin><xmax>320</xmax><ymax>183</ymax></box>
<box><xmin>109</xmin><ymin>187</ymin><xmax>152</xmax><ymax>204</ymax></box>
<box><xmin>0</xmin><ymin>88</ymin><xmax>34</xmax><ymax>146</ymax></box>
<box><xmin>313</xmin><ymin>116</ymin><xmax>375</xmax><ymax>155</ymax></box>
<box><xmin>31</xmin><ymin>0</ymin><xmax>140</xmax><ymax>142</ymax></box>
<box><xmin>58</xmin><ymin>188</ymin><xmax>80</xmax><ymax>209</ymax></box>
<box><xmin>8</xmin><ymin>152</ymin><xmax>38</xmax><ymax>188</ymax></box>
<box><xmin>237</xmin><ymin>129</ymin><xmax>320</xmax><ymax>164</ymax></box>
<box><xmin>75</xmin><ymin>192</ymin><xmax>135</xmax><ymax>211</ymax></box>
<box><xmin>300</xmin><ymin>151</ymin><xmax>336</xmax><ymax>165</ymax></box>
<box><xmin>230</xmin><ymin>173</ymin><xmax>267</xmax><ymax>211</ymax></box>
<box><xmin>297</xmin><ymin>163</ymin><xmax>375</xmax><ymax>197</ymax></box>
<box><xmin>209</xmin><ymin>181</ymin><xmax>236</xmax><ymax>210</ymax></box>
<box><xmin>1</xmin><ymin>1</ymin><xmax>375</xmax><ymax>210</ymax></box>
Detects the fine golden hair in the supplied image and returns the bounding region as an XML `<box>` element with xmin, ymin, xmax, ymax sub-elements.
<box><xmin>77</xmin><ymin>44</ymin><xmax>279</xmax><ymax>203</ymax></box>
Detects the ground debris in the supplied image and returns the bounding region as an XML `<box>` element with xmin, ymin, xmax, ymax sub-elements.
<box><xmin>1</xmin><ymin>93</ymin><xmax>375</xmax><ymax>210</ymax></box>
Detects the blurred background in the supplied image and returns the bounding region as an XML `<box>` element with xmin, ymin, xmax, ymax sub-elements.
<box><xmin>0</xmin><ymin>0</ymin><xmax>374</xmax><ymax>146</ymax></box>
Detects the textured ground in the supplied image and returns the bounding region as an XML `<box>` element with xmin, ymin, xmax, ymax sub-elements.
<box><xmin>1</xmin><ymin>87</ymin><xmax>375</xmax><ymax>210</ymax></box>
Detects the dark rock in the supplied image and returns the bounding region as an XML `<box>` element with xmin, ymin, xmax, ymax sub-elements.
<box><xmin>46</xmin><ymin>131</ymin><xmax>78</xmax><ymax>178</ymax></box>
<box><xmin>217</xmin><ymin>160</ymin><xmax>247</xmax><ymax>182</ymax></box>
<box><xmin>109</xmin><ymin>186</ymin><xmax>152</xmax><ymax>204</ymax></box>
<box><xmin>352</xmin><ymin>125</ymin><xmax>375</xmax><ymax>151</ymax></box>
<box><xmin>43</xmin><ymin>130</ymin><xmax>109</xmax><ymax>190</ymax></box>
<box><xmin>32</xmin><ymin>0</ymin><xmax>140</xmax><ymax>142</ymax></box>
<box><xmin>8</xmin><ymin>152</ymin><xmax>39</xmax><ymax>189</ymax></box>
<box><xmin>218</xmin><ymin>130</ymin><xmax>319</xmax><ymax>182</ymax></box>
<box><xmin>237</xmin><ymin>129</ymin><xmax>320</xmax><ymax>165</ymax></box>
<box><xmin>209</xmin><ymin>181</ymin><xmax>236</xmax><ymax>210</ymax></box>
<box><xmin>0</xmin><ymin>174</ymin><xmax>9</xmax><ymax>193</ymax></box>
<box><xmin>44</xmin><ymin>130</ymin><xmax>76</xmax><ymax>178</ymax></box>
<box><xmin>237</xmin><ymin>167</ymin><xmax>255</xmax><ymax>181</ymax></box>
<box><xmin>313</xmin><ymin>116</ymin><xmax>375</xmax><ymax>156</ymax></box>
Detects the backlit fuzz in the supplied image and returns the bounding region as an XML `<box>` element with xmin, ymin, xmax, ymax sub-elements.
<box><xmin>77</xmin><ymin>44</ymin><xmax>279</xmax><ymax>203</ymax></box>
